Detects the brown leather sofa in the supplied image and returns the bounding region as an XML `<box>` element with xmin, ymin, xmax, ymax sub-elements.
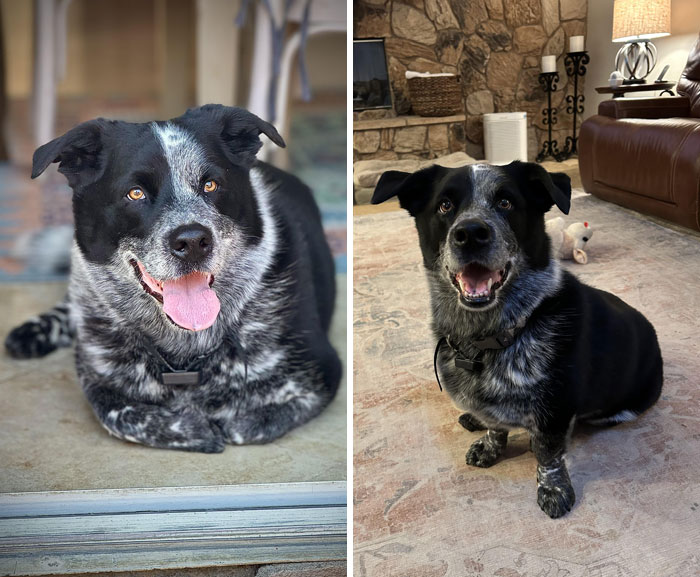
<box><xmin>579</xmin><ymin>33</ymin><xmax>700</xmax><ymax>231</ymax></box>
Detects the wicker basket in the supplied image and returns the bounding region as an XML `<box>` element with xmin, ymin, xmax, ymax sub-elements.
<box><xmin>407</xmin><ymin>74</ymin><xmax>462</xmax><ymax>116</ymax></box>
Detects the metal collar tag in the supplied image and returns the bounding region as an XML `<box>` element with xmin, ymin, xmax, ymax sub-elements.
<box><xmin>454</xmin><ymin>356</ymin><xmax>484</xmax><ymax>371</ymax></box>
<box><xmin>161</xmin><ymin>371</ymin><xmax>200</xmax><ymax>386</ymax></box>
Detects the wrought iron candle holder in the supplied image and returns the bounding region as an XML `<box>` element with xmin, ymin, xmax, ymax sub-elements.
<box><xmin>536</xmin><ymin>72</ymin><xmax>564</xmax><ymax>162</ymax></box>
<box><xmin>560</xmin><ymin>50</ymin><xmax>590</xmax><ymax>158</ymax></box>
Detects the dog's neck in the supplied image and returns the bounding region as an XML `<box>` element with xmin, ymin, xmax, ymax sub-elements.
<box><xmin>428</xmin><ymin>257</ymin><xmax>562</xmax><ymax>345</ymax></box>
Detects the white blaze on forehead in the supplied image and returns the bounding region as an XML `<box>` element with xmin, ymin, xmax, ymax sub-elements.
<box><xmin>469</xmin><ymin>163</ymin><xmax>495</xmax><ymax>185</ymax></box>
<box><xmin>468</xmin><ymin>163</ymin><xmax>499</xmax><ymax>207</ymax></box>
<box><xmin>151</xmin><ymin>122</ymin><xmax>207</xmax><ymax>199</ymax></box>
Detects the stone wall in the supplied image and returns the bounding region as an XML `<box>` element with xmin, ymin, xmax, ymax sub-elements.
<box><xmin>353</xmin><ymin>114</ymin><xmax>466</xmax><ymax>162</ymax></box>
<box><xmin>354</xmin><ymin>0</ymin><xmax>588</xmax><ymax>161</ymax></box>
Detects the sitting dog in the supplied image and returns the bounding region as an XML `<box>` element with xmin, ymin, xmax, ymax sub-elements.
<box><xmin>5</xmin><ymin>105</ymin><xmax>341</xmax><ymax>453</ymax></box>
<box><xmin>371</xmin><ymin>161</ymin><xmax>663</xmax><ymax>518</ymax></box>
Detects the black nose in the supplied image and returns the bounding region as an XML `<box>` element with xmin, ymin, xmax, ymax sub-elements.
<box><xmin>169</xmin><ymin>224</ymin><xmax>213</xmax><ymax>263</ymax></box>
<box><xmin>451</xmin><ymin>219</ymin><xmax>492</xmax><ymax>249</ymax></box>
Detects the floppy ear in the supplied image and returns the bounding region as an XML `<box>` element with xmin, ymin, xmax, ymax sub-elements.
<box><xmin>371</xmin><ymin>165</ymin><xmax>444</xmax><ymax>216</ymax></box>
<box><xmin>548</xmin><ymin>172</ymin><xmax>572</xmax><ymax>214</ymax></box>
<box><xmin>31</xmin><ymin>120</ymin><xmax>106</xmax><ymax>187</ymax></box>
<box><xmin>191</xmin><ymin>104</ymin><xmax>285</xmax><ymax>167</ymax></box>
<box><xmin>504</xmin><ymin>161</ymin><xmax>571</xmax><ymax>215</ymax></box>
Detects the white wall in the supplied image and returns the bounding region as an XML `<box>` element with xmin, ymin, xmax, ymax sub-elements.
<box><xmin>583</xmin><ymin>0</ymin><xmax>700</xmax><ymax>119</ymax></box>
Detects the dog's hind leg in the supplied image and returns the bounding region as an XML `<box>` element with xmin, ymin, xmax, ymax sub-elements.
<box><xmin>582</xmin><ymin>409</ymin><xmax>639</xmax><ymax>426</ymax></box>
<box><xmin>465</xmin><ymin>429</ymin><xmax>508</xmax><ymax>467</ymax></box>
<box><xmin>582</xmin><ymin>361</ymin><xmax>663</xmax><ymax>427</ymax></box>
<box><xmin>458</xmin><ymin>412</ymin><xmax>487</xmax><ymax>431</ymax></box>
<box><xmin>531</xmin><ymin>428</ymin><xmax>576</xmax><ymax>519</ymax></box>
<box><xmin>5</xmin><ymin>298</ymin><xmax>74</xmax><ymax>359</ymax></box>
<box><xmin>84</xmin><ymin>384</ymin><xmax>226</xmax><ymax>453</ymax></box>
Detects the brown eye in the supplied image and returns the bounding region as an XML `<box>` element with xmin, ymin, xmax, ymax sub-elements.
<box><xmin>438</xmin><ymin>199</ymin><xmax>453</xmax><ymax>214</ymax></box>
<box><xmin>127</xmin><ymin>188</ymin><xmax>145</xmax><ymax>201</ymax></box>
<box><xmin>497</xmin><ymin>198</ymin><xmax>512</xmax><ymax>210</ymax></box>
<box><xmin>203</xmin><ymin>180</ymin><xmax>218</xmax><ymax>193</ymax></box>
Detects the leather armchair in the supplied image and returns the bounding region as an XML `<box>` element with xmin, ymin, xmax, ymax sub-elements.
<box><xmin>579</xmin><ymin>33</ymin><xmax>700</xmax><ymax>231</ymax></box>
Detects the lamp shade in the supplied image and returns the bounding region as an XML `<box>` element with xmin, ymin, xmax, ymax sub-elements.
<box><xmin>612</xmin><ymin>0</ymin><xmax>671</xmax><ymax>42</ymax></box>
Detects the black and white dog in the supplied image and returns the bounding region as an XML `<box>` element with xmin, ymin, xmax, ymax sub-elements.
<box><xmin>372</xmin><ymin>161</ymin><xmax>663</xmax><ymax>518</ymax></box>
<box><xmin>5</xmin><ymin>105</ymin><xmax>341</xmax><ymax>453</ymax></box>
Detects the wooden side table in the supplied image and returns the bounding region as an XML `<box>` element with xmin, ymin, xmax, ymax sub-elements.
<box><xmin>595</xmin><ymin>82</ymin><xmax>676</xmax><ymax>99</ymax></box>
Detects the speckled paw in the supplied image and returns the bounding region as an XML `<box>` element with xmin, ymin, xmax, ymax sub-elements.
<box><xmin>5</xmin><ymin>321</ymin><xmax>59</xmax><ymax>359</ymax></box>
<box><xmin>465</xmin><ymin>438</ymin><xmax>501</xmax><ymax>468</ymax></box>
<box><xmin>458</xmin><ymin>413</ymin><xmax>487</xmax><ymax>432</ymax></box>
<box><xmin>537</xmin><ymin>483</ymin><xmax>576</xmax><ymax>518</ymax></box>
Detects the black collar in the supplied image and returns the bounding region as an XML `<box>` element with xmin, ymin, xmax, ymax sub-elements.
<box><xmin>433</xmin><ymin>317</ymin><xmax>527</xmax><ymax>391</ymax></box>
<box><xmin>141</xmin><ymin>334</ymin><xmax>247</xmax><ymax>386</ymax></box>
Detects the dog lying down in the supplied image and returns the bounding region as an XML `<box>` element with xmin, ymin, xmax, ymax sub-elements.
<box><xmin>371</xmin><ymin>161</ymin><xmax>663</xmax><ymax>518</ymax></box>
<box><xmin>5</xmin><ymin>105</ymin><xmax>341</xmax><ymax>453</ymax></box>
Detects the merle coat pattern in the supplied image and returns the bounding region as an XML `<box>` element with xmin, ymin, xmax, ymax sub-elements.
<box><xmin>371</xmin><ymin>162</ymin><xmax>663</xmax><ymax>518</ymax></box>
<box><xmin>5</xmin><ymin>105</ymin><xmax>341</xmax><ymax>453</ymax></box>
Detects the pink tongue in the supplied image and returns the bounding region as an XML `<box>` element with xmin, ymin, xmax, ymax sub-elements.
<box><xmin>457</xmin><ymin>272</ymin><xmax>491</xmax><ymax>294</ymax></box>
<box><xmin>162</xmin><ymin>272</ymin><xmax>220</xmax><ymax>331</ymax></box>
<box><xmin>456</xmin><ymin>267</ymin><xmax>501</xmax><ymax>295</ymax></box>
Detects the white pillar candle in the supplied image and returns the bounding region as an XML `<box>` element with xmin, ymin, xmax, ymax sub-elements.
<box><xmin>541</xmin><ymin>55</ymin><xmax>556</xmax><ymax>73</ymax></box>
<box><xmin>570</xmin><ymin>36</ymin><xmax>584</xmax><ymax>52</ymax></box>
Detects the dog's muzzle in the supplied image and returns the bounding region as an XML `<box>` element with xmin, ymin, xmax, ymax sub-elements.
<box><xmin>450</xmin><ymin>262</ymin><xmax>511</xmax><ymax>306</ymax></box>
<box><xmin>446</xmin><ymin>218</ymin><xmax>511</xmax><ymax>307</ymax></box>
<box><xmin>131</xmin><ymin>260</ymin><xmax>220</xmax><ymax>331</ymax></box>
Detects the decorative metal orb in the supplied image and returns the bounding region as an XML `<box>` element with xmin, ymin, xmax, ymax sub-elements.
<box><xmin>615</xmin><ymin>41</ymin><xmax>657</xmax><ymax>82</ymax></box>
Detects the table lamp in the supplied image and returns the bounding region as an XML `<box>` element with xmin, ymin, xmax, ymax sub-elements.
<box><xmin>612</xmin><ymin>0</ymin><xmax>671</xmax><ymax>84</ymax></box>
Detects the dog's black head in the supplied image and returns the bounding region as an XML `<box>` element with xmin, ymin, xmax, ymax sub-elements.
<box><xmin>31</xmin><ymin>105</ymin><xmax>285</xmax><ymax>332</ymax></box>
<box><xmin>371</xmin><ymin>162</ymin><xmax>571</xmax><ymax>311</ymax></box>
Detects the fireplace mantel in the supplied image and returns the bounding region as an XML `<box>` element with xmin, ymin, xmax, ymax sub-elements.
<box><xmin>354</xmin><ymin>113</ymin><xmax>466</xmax><ymax>131</ymax></box>
<box><xmin>353</xmin><ymin>114</ymin><xmax>467</xmax><ymax>162</ymax></box>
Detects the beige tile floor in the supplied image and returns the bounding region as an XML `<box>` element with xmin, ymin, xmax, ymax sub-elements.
<box><xmin>0</xmin><ymin>277</ymin><xmax>347</xmax><ymax>493</ymax></box>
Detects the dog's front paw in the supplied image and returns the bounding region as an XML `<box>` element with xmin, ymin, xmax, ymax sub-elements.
<box><xmin>224</xmin><ymin>410</ymin><xmax>285</xmax><ymax>445</ymax></box>
<box><xmin>102</xmin><ymin>405</ymin><xmax>226</xmax><ymax>453</ymax></box>
<box><xmin>179</xmin><ymin>420</ymin><xmax>226</xmax><ymax>453</ymax></box>
<box><xmin>5</xmin><ymin>321</ymin><xmax>58</xmax><ymax>359</ymax></box>
<box><xmin>537</xmin><ymin>483</ymin><xmax>575</xmax><ymax>518</ymax></box>
<box><xmin>157</xmin><ymin>408</ymin><xmax>226</xmax><ymax>453</ymax></box>
<box><xmin>465</xmin><ymin>434</ymin><xmax>504</xmax><ymax>468</ymax></box>
<box><xmin>221</xmin><ymin>391</ymin><xmax>326</xmax><ymax>445</ymax></box>
<box><xmin>458</xmin><ymin>413</ymin><xmax>486</xmax><ymax>432</ymax></box>
<box><xmin>536</xmin><ymin>463</ymin><xmax>575</xmax><ymax>518</ymax></box>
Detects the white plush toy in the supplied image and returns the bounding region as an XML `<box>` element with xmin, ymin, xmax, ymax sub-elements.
<box><xmin>545</xmin><ymin>217</ymin><xmax>593</xmax><ymax>264</ymax></box>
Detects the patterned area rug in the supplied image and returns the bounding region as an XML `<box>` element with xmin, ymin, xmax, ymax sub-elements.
<box><xmin>353</xmin><ymin>194</ymin><xmax>700</xmax><ymax>577</ymax></box>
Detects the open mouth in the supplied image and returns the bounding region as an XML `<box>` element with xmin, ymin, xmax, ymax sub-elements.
<box><xmin>450</xmin><ymin>262</ymin><xmax>511</xmax><ymax>307</ymax></box>
<box><xmin>130</xmin><ymin>260</ymin><xmax>220</xmax><ymax>331</ymax></box>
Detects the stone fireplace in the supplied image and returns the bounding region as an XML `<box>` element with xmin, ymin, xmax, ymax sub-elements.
<box><xmin>353</xmin><ymin>0</ymin><xmax>588</xmax><ymax>162</ymax></box>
